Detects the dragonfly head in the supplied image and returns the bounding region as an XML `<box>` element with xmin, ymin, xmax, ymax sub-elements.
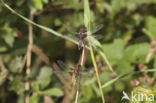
<box><xmin>79</xmin><ymin>26</ymin><xmax>86</xmax><ymax>33</ymax></box>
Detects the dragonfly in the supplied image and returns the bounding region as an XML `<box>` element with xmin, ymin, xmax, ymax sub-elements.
<box><xmin>67</xmin><ymin>24</ymin><xmax>104</xmax><ymax>50</ymax></box>
<box><xmin>54</xmin><ymin>60</ymin><xmax>94</xmax><ymax>88</ymax></box>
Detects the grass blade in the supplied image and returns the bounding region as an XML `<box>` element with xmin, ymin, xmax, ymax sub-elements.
<box><xmin>0</xmin><ymin>0</ymin><xmax>78</xmax><ymax>45</ymax></box>
<box><xmin>84</xmin><ymin>0</ymin><xmax>105</xmax><ymax>103</ymax></box>
<box><xmin>102</xmin><ymin>68</ymin><xmax>156</xmax><ymax>88</ymax></box>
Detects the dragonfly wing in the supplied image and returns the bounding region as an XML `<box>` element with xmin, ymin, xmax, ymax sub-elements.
<box><xmin>79</xmin><ymin>67</ymin><xmax>94</xmax><ymax>75</ymax></box>
<box><xmin>88</xmin><ymin>34</ymin><xmax>104</xmax><ymax>40</ymax></box>
<box><xmin>65</xmin><ymin>25</ymin><xmax>78</xmax><ymax>34</ymax></box>
<box><xmin>57</xmin><ymin>60</ymin><xmax>74</xmax><ymax>72</ymax></box>
<box><xmin>68</xmin><ymin>34</ymin><xmax>78</xmax><ymax>41</ymax></box>
<box><xmin>91</xmin><ymin>24</ymin><xmax>104</xmax><ymax>34</ymax></box>
<box><xmin>87</xmin><ymin>36</ymin><xmax>102</xmax><ymax>48</ymax></box>
<box><xmin>53</xmin><ymin>70</ymin><xmax>62</xmax><ymax>74</ymax></box>
<box><xmin>57</xmin><ymin>60</ymin><xmax>67</xmax><ymax>70</ymax></box>
<box><xmin>53</xmin><ymin>69</ymin><xmax>72</xmax><ymax>80</ymax></box>
<box><xmin>53</xmin><ymin>69</ymin><xmax>72</xmax><ymax>76</ymax></box>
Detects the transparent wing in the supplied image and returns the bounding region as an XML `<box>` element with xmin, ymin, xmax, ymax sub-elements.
<box><xmin>57</xmin><ymin>60</ymin><xmax>67</xmax><ymax>70</ymax></box>
<box><xmin>67</xmin><ymin>34</ymin><xmax>78</xmax><ymax>41</ymax></box>
<box><xmin>79</xmin><ymin>67</ymin><xmax>94</xmax><ymax>75</ymax></box>
<box><xmin>53</xmin><ymin>61</ymin><xmax>74</xmax><ymax>82</ymax></box>
<box><xmin>57</xmin><ymin>60</ymin><xmax>75</xmax><ymax>72</ymax></box>
<box><xmin>86</xmin><ymin>35</ymin><xmax>103</xmax><ymax>48</ymax></box>
<box><xmin>87</xmin><ymin>34</ymin><xmax>104</xmax><ymax>40</ymax></box>
<box><xmin>65</xmin><ymin>24</ymin><xmax>103</xmax><ymax>35</ymax></box>
<box><xmin>91</xmin><ymin>24</ymin><xmax>104</xmax><ymax>34</ymax></box>
<box><xmin>54</xmin><ymin>60</ymin><xmax>69</xmax><ymax>74</ymax></box>
<box><xmin>65</xmin><ymin>25</ymin><xmax>79</xmax><ymax>34</ymax></box>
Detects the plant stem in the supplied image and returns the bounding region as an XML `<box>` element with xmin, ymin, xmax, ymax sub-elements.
<box><xmin>89</xmin><ymin>46</ymin><xmax>105</xmax><ymax>103</ymax></box>
<box><xmin>75</xmin><ymin>47</ymin><xmax>88</xmax><ymax>103</ymax></box>
<box><xmin>25</xmin><ymin>11</ymin><xmax>34</xmax><ymax>103</ymax></box>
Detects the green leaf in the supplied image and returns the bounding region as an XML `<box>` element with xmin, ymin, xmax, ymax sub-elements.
<box><xmin>81</xmin><ymin>86</ymin><xmax>94</xmax><ymax>102</ymax></box>
<box><xmin>67</xmin><ymin>12</ymin><xmax>84</xmax><ymax>27</ymax></box>
<box><xmin>143</xmin><ymin>16</ymin><xmax>156</xmax><ymax>39</ymax></box>
<box><xmin>96</xmin><ymin>1</ymin><xmax>105</xmax><ymax>13</ymax></box>
<box><xmin>125</xmin><ymin>0</ymin><xmax>155</xmax><ymax>11</ymax></box>
<box><xmin>114</xmin><ymin>81</ymin><xmax>125</xmax><ymax>91</ymax></box>
<box><xmin>124</xmin><ymin>43</ymin><xmax>150</xmax><ymax>63</ymax></box>
<box><xmin>8</xmin><ymin>76</ymin><xmax>25</xmax><ymax>94</ymax></box>
<box><xmin>0</xmin><ymin>68</ymin><xmax>8</xmax><ymax>85</ymax></box>
<box><xmin>42</xmin><ymin>88</ymin><xmax>64</xmax><ymax>97</ymax></box>
<box><xmin>32</xmin><ymin>0</ymin><xmax>43</xmax><ymax>9</ymax></box>
<box><xmin>102</xmin><ymin>68</ymin><xmax>156</xmax><ymax>88</ymax></box>
<box><xmin>54</xmin><ymin>18</ymin><xmax>62</xmax><ymax>26</ymax></box>
<box><xmin>17</xmin><ymin>94</ymin><xmax>25</xmax><ymax>103</ymax></box>
<box><xmin>0</xmin><ymin>26</ymin><xmax>17</xmax><ymax>47</ymax></box>
<box><xmin>9</xmin><ymin>56</ymin><xmax>22</xmax><ymax>73</ymax></box>
<box><xmin>91</xmin><ymin>84</ymin><xmax>100</xmax><ymax>96</ymax></box>
<box><xmin>43</xmin><ymin>0</ymin><xmax>48</xmax><ymax>3</ymax></box>
<box><xmin>31</xmin><ymin>81</ymin><xmax>39</xmax><ymax>91</ymax></box>
<box><xmin>65</xmin><ymin>0</ymin><xmax>83</xmax><ymax>9</ymax></box>
<box><xmin>117</xmin><ymin>60</ymin><xmax>134</xmax><ymax>73</ymax></box>
<box><xmin>0</xmin><ymin>46</ymin><xmax>7</xmax><ymax>52</ymax></box>
<box><xmin>103</xmin><ymin>85</ymin><xmax>112</xmax><ymax>92</ymax></box>
<box><xmin>111</xmin><ymin>0</ymin><xmax>125</xmax><ymax>14</ymax></box>
<box><xmin>30</xmin><ymin>93</ymin><xmax>40</xmax><ymax>103</ymax></box>
<box><xmin>100</xmin><ymin>72</ymin><xmax>111</xmax><ymax>83</ymax></box>
<box><xmin>102</xmin><ymin>39</ymin><xmax>125</xmax><ymax>62</ymax></box>
<box><xmin>39</xmin><ymin>78</ymin><xmax>51</xmax><ymax>89</ymax></box>
<box><xmin>37</xmin><ymin>66</ymin><xmax>53</xmax><ymax>89</ymax></box>
<box><xmin>16</xmin><ymin>0</ymin><xmax>25</xmax><ymax>6</ymax></box>
<box><xmin>84</xmin><ymin>0</ymin><xmax>91</xmax><ymax>29</ymax></box>
<box><xmin>37</xmin><ymin>66</ymin><xmax>53</xmax><ymax>80</ymax></box>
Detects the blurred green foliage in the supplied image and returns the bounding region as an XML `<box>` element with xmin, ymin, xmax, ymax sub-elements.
<box><xmin>0</xmin><ymin>0</ymin><xmax>156</xmax><ymax>103</ymax></box>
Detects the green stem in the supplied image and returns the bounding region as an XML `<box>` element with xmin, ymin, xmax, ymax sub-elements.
<box><xmin>89</xmin><ymin>46</ymin><xmax>105</xmax><ymax>103</ymax></box>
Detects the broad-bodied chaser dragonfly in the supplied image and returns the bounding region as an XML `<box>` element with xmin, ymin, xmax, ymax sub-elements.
<box><xmin>54</xmin><ymin>60</ymin><xmax>94</xmax><ymax>88</ymax></box>
<box><xmin>67</xmin><ymin>24</ymin><xmax>104</xmax><ymax>50</ymax></box>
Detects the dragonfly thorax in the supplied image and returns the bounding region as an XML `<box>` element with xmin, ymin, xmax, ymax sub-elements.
<box><xmin>79</xmin><ymin>26</ymin><xmax>86</xmax><ymax>33</ymax></box>
<box><xmin>76</xmin><ymin>26</ymin><xmax>87</xmax><ymax>39</ymax></box>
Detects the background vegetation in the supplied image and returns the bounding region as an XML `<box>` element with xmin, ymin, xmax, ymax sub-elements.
<box><xmin>0</xmin><ymin>0</ymin><xmax>156</xmax><ymax>103</ymax></box>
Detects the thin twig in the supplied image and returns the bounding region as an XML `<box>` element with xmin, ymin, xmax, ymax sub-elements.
<box><xmin>79</xmin><ymin>47</ymin><xmax>88</xmax><ymax>66</ymax></box>
<box><xmin>74</xmin><ymin>46</ymin><xmax>88</xmax><ymax>103</ymax></box>
<box><xmin>25</xmin><ymin>11</ymin><xmax>34</xmax><ymax>103</ymax></box>
<box><xmin>19</xmin><ymin>55</ymin><xmax>27</xmax><ymax>73</ymax></box>
<box><xmin>75</xmin><ymin>68</ymin><xmax>81</xmax><ymax>103</ymax></box>
<box><xmin>32</xmin><ymin>45</ymin><xmax>50</xmax><ymax>65</ymax></box>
